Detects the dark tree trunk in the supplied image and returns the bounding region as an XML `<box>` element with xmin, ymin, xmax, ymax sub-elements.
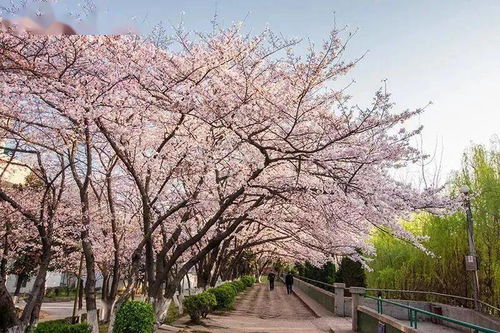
<box><xmin>78</xmin><ymin>279</ymin><xmax>84</xmax><ymax>310</ymax></box>
<box><xmin>101</xmin><ymin>272</ymin><xmax>109</xmax><ymax>303</ymax></box>
<box><xmin>0</xmin><ymin>276</ymin><xmax>19</xmax><ymax>332</ymax></box>
<box><xmin>195</xmin><ymin>257</ymin><xmax>213</xmax><ymax>290</ymax></box>
<box><xmin>20</xmin><ymin>247</ymin><xmax>50</xmax><ymax>326</ymax></box>
<box><xmin>27</xmin><ymin>283</ymin><xmax>46</xmax><ymax>329</ymax></box>
<box><xmin>14</xmin><ymin>274</ymin><xmax>25</xmax><ymax>297</ymax></box>
<box><xmin>0</xmin><ymin>221</ymin><xmax>10</xmax><ymax>280</ymax></box>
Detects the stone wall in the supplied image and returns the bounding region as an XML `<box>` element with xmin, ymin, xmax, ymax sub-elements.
<box><xmin>294</xmin><ymin>277</ymin><xmax>500</xmax><ymax>332</ymax></box>
<box><xmin>293</xmin><ymin>277</ymin><xmax>335</xmax><ymax>314</ymax></box>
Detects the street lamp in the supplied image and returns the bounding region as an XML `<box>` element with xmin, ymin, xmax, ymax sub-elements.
<box><xmin>460</xmin><ymin>185</ymin><xmax>480</xmax><ymax>311</ymax></box>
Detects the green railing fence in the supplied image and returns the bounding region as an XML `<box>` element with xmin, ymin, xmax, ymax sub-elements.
<box><xmin>296</xmin><ymin>276</ymin><xmax>499</xmax><ymax>318</ymax></box>
<box><xmin>367</xmin><ymin>295</ymin><xmax>498</xmax><ymax>333</ymax></box>
<box><xmin>366</xmin><ymin>288</ymin><xmax>500</xmax><ymax>318</ymax></box>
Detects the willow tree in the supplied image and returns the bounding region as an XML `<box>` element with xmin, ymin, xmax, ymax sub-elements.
<box><xmin>368</xmin><ymin>142</ymin><xmax>500</xmax><ymax>308</ymax></box>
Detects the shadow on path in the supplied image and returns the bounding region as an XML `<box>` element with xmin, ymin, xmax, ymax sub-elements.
<box><xmin>161</xmin><ymin>282</ymin><xmax>328</xmax><ymax>332</ymax></box>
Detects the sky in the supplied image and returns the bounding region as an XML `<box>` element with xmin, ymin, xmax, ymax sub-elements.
<box><xmin>3</xmin><ymin>0</ymin><xmax>500</xmax><ymax>185</ymax></box>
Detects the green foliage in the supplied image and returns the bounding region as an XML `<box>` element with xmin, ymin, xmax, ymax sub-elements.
<box><xmin>295</xmin><ymin>261</ymin><xmax>337</xmax><ymax>291</ymax></box>
<box><xmin>65</xmin><ymin>324</ymin><xmax>93</xmax><ymax>333</ymax></box>
<box><xmin>296</xmin><ymin>262</ymin><xmax>336</xmax><ymax>284</ymax></box>
<box><xmin>113</xmin><ymin>301</ymin><xmax>155</xmax><ymax>333</ymax></box>
<box><xmin>241</xmin><ymin>275</ymin><xmax>256</xmax><ymax>287</ymax></box>
<box><xmin>182</xmin><ymin>278</ymin><xmax>254</xmax><ymax>323</ymax></box>
<box><xmin>183</xmin><ymin>292</ymin><xmax>217</xmax><ymax>323</ymax></box>
<box><xmin>34</xmin><ymin>321</ymin><xmax>91</xmax><ymax>333</ymax></box>
<box><xmin>336</xmin><ymin>257</ymin><xmax>366</xmax><ymax>288</ymax></box>
<box><xmin>208</xmin><ymin>282</ymin><xmax>238</xmax><ymax>310</ymax></box>
<box><xmin>230</xmin><ymin>280</ymin><xmax>246</xmax><ymax>292</ymax></box>
<box><xmin>163</xmin><ymin>301</ymin><xmax>180</xmax><ymax>325</ymax></box>
<box><xmin>34</xmin><ymin>321</ymin><xmax>67</xmax><ymax>333</ymax></box>
<box><xmin>367</xmin><ymin>144</ymin><xmax>500</xmax><ymax>308</ymax></box>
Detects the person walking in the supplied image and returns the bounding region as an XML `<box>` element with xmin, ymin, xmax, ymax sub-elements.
<box><xmin>285</xmin><ymin>271</ymin><xmax>294</xmax><ymax>294</ymax></box>
<box><xmin>268</xmin><ymin>271</ymin><xmax>276</xmax><ymax>290</ymax></box>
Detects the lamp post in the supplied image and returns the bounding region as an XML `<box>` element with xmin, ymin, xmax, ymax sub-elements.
<box><xmin>460</xmin><ymin>185</ymin><xmax>480</xmax><ymax>311</ymax></box>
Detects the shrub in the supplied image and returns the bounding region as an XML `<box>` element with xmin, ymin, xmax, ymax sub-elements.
<box><xmin>183</xmin><ymin>292</ymin><xmax>217</xmax><ymax>323</ymax></box>
<box><xmin>163</xmin><ymin>301</ymin><xmax>180</xmax><ymax>325</ymax></box>
<box><xmin>241</xmin><ymin>275</ymin><xmax>255</xmax><ymax>287</ymax></box>
<box><xmin>34</xmin><ymin>321</ymin><xmax>91</xmax><ymax>333</ymax></box>
<box><xmin>33</xmin><ymin>321</ymin><xmax>66</xmax><ymax>333</ymax></box>
<box><xmin>226</xmin><ymin>283</ymin><xmax>238</xmax><ymax>295</ymax></box>
<box><xmin>208</xmin><ymin>284</ymin><xmax>237</xmax><ymax>310</ymax></box>
<box><xmin>230</xmin><ymin>280</ymin><xmax>246</xmax><ymax>292</ymax></box>
<box><xmin>113</xmin><ymin>300</ymin><xmax>155</xmax><ymax>333</ymax></box>
<box><xmin>65</xmin><ymin>323</ymin><xmax>93</xmax><ymax>333</ymax></box>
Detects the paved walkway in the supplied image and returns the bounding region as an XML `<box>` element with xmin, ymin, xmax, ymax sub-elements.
<box><xmin>161</xmin><ymin>282</ymin><xmax>347</xmax><ymax>332</ymax></box>
<box><xmin>35</xmin><ymin>283</ymin><xmax>465</xmax><ymax>332</ymax></box>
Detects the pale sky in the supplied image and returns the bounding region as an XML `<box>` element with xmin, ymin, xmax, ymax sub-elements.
<box><xmin>3</xmin><ymin>0</ymin><xmax>500</xmax><ymax>185</ymax></box>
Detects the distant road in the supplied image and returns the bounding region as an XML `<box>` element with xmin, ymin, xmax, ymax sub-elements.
<box><xmin>38</xmin><ymin>300</ymin><xmax>104</xmax><ymax>322</ymax></box>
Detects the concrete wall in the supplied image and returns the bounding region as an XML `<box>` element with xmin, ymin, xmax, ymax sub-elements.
<box><xmin>358</xmin><ymin>306</ymin><xmax>418</xmax><ymax>333</ymax></box>
<box><xmin>6</xmin><ymin>271</ymin><xmax>66</xmax><ymax>294</ymax></box>
<box><xmin>293</xmin><ymin>277</ymin><xmax>335</xmax><ymax>314</ymax></box>
<box><xmin>353</xmin><ymin>297</ymin><xmax>500</xmax><ymax>332</ymax></box>
<box><xmin>6</xmin><ymin>271</ymin><xmax>104</xmax><ymax>295</ymax></box>
<box><xmin>438</xmin><ymin>303</ymin><xmax>500</xmax><ymax>332</ymax></box>
<box><xmin>293</xmin><ymin>278</ymin><xmax>500</xmax><ymax>332</ymax></box>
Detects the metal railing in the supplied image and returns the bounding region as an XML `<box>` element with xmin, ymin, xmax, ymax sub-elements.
<box><xmin>367</xmin><ymin>295</ymin><xmax>498</xmax><ymax>333</ymax></box>
<box><xmin>295</xmin><ymin>276</ymin><xmax>335</xmax><ymax>292</ymax></box>
<box><xmin>366</xmin><ymin>288</ymin><xmax>500</xmax><ymax>318</ymax></box>
<box><xmin>294</xmin><ymin>276</ymin><xmax>499</xmax><ymax>318</ymax></box>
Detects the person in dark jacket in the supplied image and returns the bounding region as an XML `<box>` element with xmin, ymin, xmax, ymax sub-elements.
<box><xmin>285</xmin><ymin>271</ymin><xmax>294</xmax><ymax>294</ymax></box>
<box><xmin>268</xmin><ymin>271</ymin><xmax>276</xmax><ymax>290</ymax></box>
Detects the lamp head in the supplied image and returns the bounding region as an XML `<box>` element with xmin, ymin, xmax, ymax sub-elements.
<box><xmin>460</xmin><ymin>185</ymin><xmax>470</xmax><ymax>194</ymax></box>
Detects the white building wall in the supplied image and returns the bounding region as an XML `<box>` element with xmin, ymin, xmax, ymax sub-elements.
<box><xmin>6</xmin><ymin>271</ymin><xmax>103</xmax><ymax>294</ymax></box>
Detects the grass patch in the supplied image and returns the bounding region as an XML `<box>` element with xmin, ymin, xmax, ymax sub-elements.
<box><xmin>164</xmin><ymin>301</ymin><xmax>181</xmax><ymax>325</ymax></box>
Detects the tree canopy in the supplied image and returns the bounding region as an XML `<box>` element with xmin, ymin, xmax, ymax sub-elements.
<box><xmin>0</xmin><ymin>26</ymin><xmax>449</xmax><ymax>332</ymax></box>
<box><xmin>367</xmin><ymin>142</ymin><xmax>500</xmax><ymax>308</ymax></box>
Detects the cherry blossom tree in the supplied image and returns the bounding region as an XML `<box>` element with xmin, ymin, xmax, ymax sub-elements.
<box><xmin>0</xmin><ymin>24</ymin><xmax>452</xmax><ymax>333</ymax></box>
<box><xmin>0</xmin><ymin>122</ymin><xmax>75</xmax><ymax>332</ymax></box>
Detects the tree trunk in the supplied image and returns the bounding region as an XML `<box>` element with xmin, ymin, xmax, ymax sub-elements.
<box><xmin>82</xmin><ymin>236</ymin><xmax>99</xmax><ymax>333</ymax></box>
<box><xmin>78</xmin><ymin>279</ymin><xmax>84</xmax><ymax>310</ymax></box>
<box><xmin>106</xmin><ymin>300</ymin><xmax>119</xmax><ymax>333</ymax></box>
<box><xmin>196</xmin><ymin>261</ymin><xmax>211</xmax><ymax>290</ymax></box>
<box><xmin>101</xmin><ymin>298</ymin><xmax>113</xmax><ymax>323</ymax></box>
<box><xmin>152</xmin><ymin>296</ymin><xmax>172</xmax><ymax>328</ymax></box>
<box><xmin>12</xmin><ymin>274</ymin><xmax>25</xmax><ymax>304</ymax></box>
<box><xmin>1</xmin><ymin>221</ymin><xmax>10</xmax><ymax>280</ymax></box>
<box><xmin>14</xmin><ymin>275</ymin><xmax>24</xmax><ymax>297</ymax></box>
<box><xmin>27</xmin><ymin>283</ymin><xmax>46</xmax><ymax>330</ymax></box>
<box><xmin>19</xmin><ymin>248</ymin><xmax>50</xmax><ymax>327</ymax></box>
<box><xmin>106</xmin><ymin>274</ymin><xmax>137</xmax><ymax>333</ymax></box>
<box><xmin>0</xmin><ymin>276</ymin><xmax>19</xmax><ymax>332</ymax></box>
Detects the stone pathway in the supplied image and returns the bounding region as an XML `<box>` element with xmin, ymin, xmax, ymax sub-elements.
<box><xmin>161</xmin><ymin>282</ymin><xmax>337</xmax><ymax>332</ymax></box>
<box><xmin>230</xmin><ymin>280</ymin><xmax>315</xmax><ymax>320</ymax></box>
<box><xmin>159</xmin><ymin>282</ymin><xmax>466</xmax><ymax>333</ymax></box>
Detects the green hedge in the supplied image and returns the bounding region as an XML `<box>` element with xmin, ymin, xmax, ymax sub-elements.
<box><xmin>183</xmin><ymin>292</ymin><xmax>217</xmax><ymax>323</ymax></box>
<box><xmin>240</xmin><ymin>275</ymin><xmax>256</xmax><ymax>288</ymax></box>
<box><xmin>230</xmin><ymin>280</ymin><xmax>246</xmax><ymax>292</ymax></box>
<box><xmin>183</xmin><ymin>277</ymin><xmax>256</xmax><ymax>322</ymax></box>
<box><xmin>208</xmin><ymin>284</ymin><xmax>236</xmax><ymax>310</ymax></box>
<box><xmin>34</xmin><ymin>321</ymin><xmax>91</xmax><ymax>333</ymax></box>
<box><xmin>113</xmin><ymin>300</ymin><xmax>155</xmax><ymax>333</ymax></box>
